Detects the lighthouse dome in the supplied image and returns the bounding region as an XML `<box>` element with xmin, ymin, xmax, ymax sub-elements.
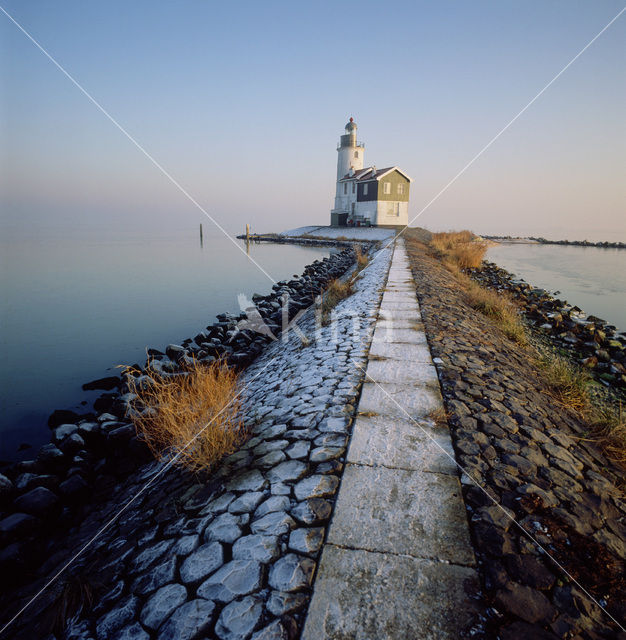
<box><xmin>345</xmin><ymin>117</ymin><xmax>357</xmax><ymax>132</ymax></box>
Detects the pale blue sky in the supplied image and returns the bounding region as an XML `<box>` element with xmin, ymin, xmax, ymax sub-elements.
<box><xmin>1</xmin><ymin>1</ymin><xmax>625</xmax><ymax>240</ymax></box>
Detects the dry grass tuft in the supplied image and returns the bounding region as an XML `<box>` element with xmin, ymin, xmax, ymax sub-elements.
<box><xmin>428</xmin><ymin>406</ymin><xmax>450</xmax><ymax>427</ymax></box>
<box><xmin>49</xmin><ymin>576</ymin><xmax>94</xmax><ymax>635</ymax></box>
<box><xmin>465</xmin><ymin>280</ymin><xmax>528</xmax><ymax>345</ymax></box>
<box><xmin>588</xmin><ymin>404</ymin><xmax>626</xmax><ymax>466</ymax></box>
<box><xmin>537</xmin><ymin>352</ymin><xmax>591</xmax><ymax>414</ymax></box>
<box><xmin>430</xmin><ymin>230</ymin><xmax>488</xmax><ymax>269</ymax></box>
<box><xmin>125</xmin><ymin>358</ymin><xmax>246</xmax><ymax>472</ymax></box>
<box><xmin>538</xmin><ymin>355</ymin><xmax>626</xmax><ymax>466</ymax></box>
<box><xmin>354</xmin><ymin>244</ymin><xmax>370</xmax><ymax>270</ymax></box>
<box><xmin>320</xmin><ymin>278</ymin><xmax>354</xmax><ymax>325</ymax></box>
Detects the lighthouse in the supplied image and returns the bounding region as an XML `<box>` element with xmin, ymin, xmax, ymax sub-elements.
<box><xmin>336</xmin><ymin>117</ymin><xmax>364</xmax><ymax>181</ymax></box>
<box><xmin>330</xmin><ymin>117</ymin><xmax>412</xmax><ymax>227</ymax></box>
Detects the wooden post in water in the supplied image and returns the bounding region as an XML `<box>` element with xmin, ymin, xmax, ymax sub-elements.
<box><xmin>246</xmin><ymin>223</ymin><xmax>250</xmax><ymax>243</ymax></box>
<box><xmin>199</xmin><ymin>223</ymin><xmax>203</xmax><ymax>247</ymax></box>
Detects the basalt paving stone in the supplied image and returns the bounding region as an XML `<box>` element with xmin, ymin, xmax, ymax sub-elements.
<box><xmin>327</xmin><ymin>463</ymin><xmax>475</xmax><ymax>565</ymax></box>
<box><xmin>0</xmin><ymin>242</ymin><xmax>399</xmax><ymax>640</ymax></box>
<box><xmin>347</xmin><ymin>414</ymin><xmax>457</xmax><ymax>474</ymax></box>
<box><xmin>358</xmin><ymin>380</ymin><xmax>442</xmax><ymax>420</ymax></box>
<box><xmin>302</xmin><ymin>545</ymin><xmax>480</xmax><ymax>640</ymax></box>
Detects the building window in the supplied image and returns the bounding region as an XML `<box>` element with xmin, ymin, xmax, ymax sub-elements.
<box><xmin>397</xmin><ymin>183</ymin><xmax>405</xmax><ymax>195</ymax></box>
<box><xmin>383</xmin><ymin>182</ymin><xmax>391</xmax><ymax>195</ymax></box>
<box><xmin>352</xmin><ymin>182</ymin><xmax>356</xmax><ymax>194</ymax></box>
<box><xmin>344</xmin><ymin>183</ymin><xmax>347</xmax><ymax>194</ymax></box>
<box><xmin>363</xmin><ymin>183</ymin><xmax>368</xmax><ymax>196</ymax></box>
<box><xmin>355</xmin><ymin>151</ymin><xmax>359</xmax><ymax>158</ymax></box>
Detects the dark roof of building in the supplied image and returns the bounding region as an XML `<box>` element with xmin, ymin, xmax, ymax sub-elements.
<box><xmin>339</xmin><ymin>166</ymin><xmax>412</xmax><ymax>182</ymax></box>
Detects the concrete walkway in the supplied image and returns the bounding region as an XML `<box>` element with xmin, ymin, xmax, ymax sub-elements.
<box><xmin>302</xmin><ymin>240</ymin><xmax>480</xmax><ymax>639</ymax></box>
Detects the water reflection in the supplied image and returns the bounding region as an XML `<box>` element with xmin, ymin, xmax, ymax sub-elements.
<box><xmin>487</xmin><ymin>243</ymin><xmax>626</xmax><ymax>332</ymax></box>
<box><xmin>0</xmin><ymin>231</ymin><xmax>330</xmax><ymax>459</ymax></box>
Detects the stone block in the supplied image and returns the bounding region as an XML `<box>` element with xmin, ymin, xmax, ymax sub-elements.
<box><xmin>327</xmin><ymin>464</ymin><xmax>475</xmax><ymax>565</ymax></box>
<box><xmin>358</xmin><ymin>381</ymin><xmax>442</xmax><ymax>421</ymax></box>
<box><xmin>302</xmin><ymin>546</ymin><xmax>480</xmax><ymax>640</ymax></box>
<box><xmin>347</xmin><ymin>415</ymin><xmax>457</xmax><ymax>474</ymax></box>
<box><xmin>368</xmin><ymin>341</ymin><xmax>432</xmax><ymax>362</ymax></box>
<box><xmin>364</xmin><ymin>359</ymin><xmax>438</xmax><ymax>385</ymax></box>
<box><xmin>372</xmin><ymin>325</ymin><xmax>428</xmax><ymax>344</ymax></box>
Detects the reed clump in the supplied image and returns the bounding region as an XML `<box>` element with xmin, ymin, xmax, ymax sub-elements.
<box><xmin>125</xmin><ymin>358</ymin><xmax>246</xmax><ymax>472</ymax></box>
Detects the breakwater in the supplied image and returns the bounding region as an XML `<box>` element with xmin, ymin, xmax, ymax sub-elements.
<box><xmin>405</xmin><ymin>238</ymin><xmax>625</xmax><ymax>639</ymax></box>
<box><xmin>0</xmin><ymin>239</ymin><xmax>371</xmax><ymax>608</ymax></box>
<box><xmin>2</xmin><ymin>232</ymin><xmax>625</xmax><ymax>639</ymax></box>
<box><xmin>484</xmin><ymin>235</ymin><xmax>626</xmax><ymax>250</ymax></box>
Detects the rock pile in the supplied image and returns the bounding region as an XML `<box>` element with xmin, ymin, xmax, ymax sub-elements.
<box><xmin>0</xmin><ymin>242</ymin><xmax>368</xmax><ymax>601</ymax></box>
<box><xmin>471</xmin><ymin>262</ymin><xmax>626</xmax><ymax>392</ymax></box>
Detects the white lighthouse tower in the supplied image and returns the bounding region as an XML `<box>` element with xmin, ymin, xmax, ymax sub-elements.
<box><xmin>336</xmin><ymin>117</ymin><xmax>364</xmax><ymax>180</ymax></box>
<box><xmin>331</xmin><ymin>118</ymin><xmax>364</xmax><ymax>225</ymax></box>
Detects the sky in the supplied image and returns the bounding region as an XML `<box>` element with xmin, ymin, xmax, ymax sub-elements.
<box><xmin>1</xmin><ymin>1</ymin><xmax>625</xmax><ymax>241</ymax></box>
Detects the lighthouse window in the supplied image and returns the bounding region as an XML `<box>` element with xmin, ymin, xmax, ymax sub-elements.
<box><xmin>383</xmin><ymin>182</ymin><xmax>391</xmax><ymax>195</ymax></box>
<box><xmin>355</xmin><ymin>151</ymin><xmax>359</xmax><ymax>158</ymax></box>
<box><xmin>344</xmin><ymin>183</ymin><xmax>347</xmax><ymax>194</ymax></box>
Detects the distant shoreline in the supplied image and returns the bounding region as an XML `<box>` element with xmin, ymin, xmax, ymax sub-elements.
<box><xmin>483</xmin><ymin>235</ymin><xmax>626</xmax><ymax>249</ymax></box>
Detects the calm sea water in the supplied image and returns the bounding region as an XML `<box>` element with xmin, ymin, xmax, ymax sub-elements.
<box><xmin>0</xmin><ymin>230</ymin><xmax>331</xmax><ymax>460</ymax></box>
<box><xmin>487</xmin><ymin>243</ymin><xmax>626</xmax><ymax>333</ymax></box>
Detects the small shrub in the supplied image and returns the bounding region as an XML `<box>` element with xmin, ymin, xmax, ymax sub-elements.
<box><xmin>125</xmin><ymin>358</ymin><xmax>246</xmax><ymax>472</ymax></box>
